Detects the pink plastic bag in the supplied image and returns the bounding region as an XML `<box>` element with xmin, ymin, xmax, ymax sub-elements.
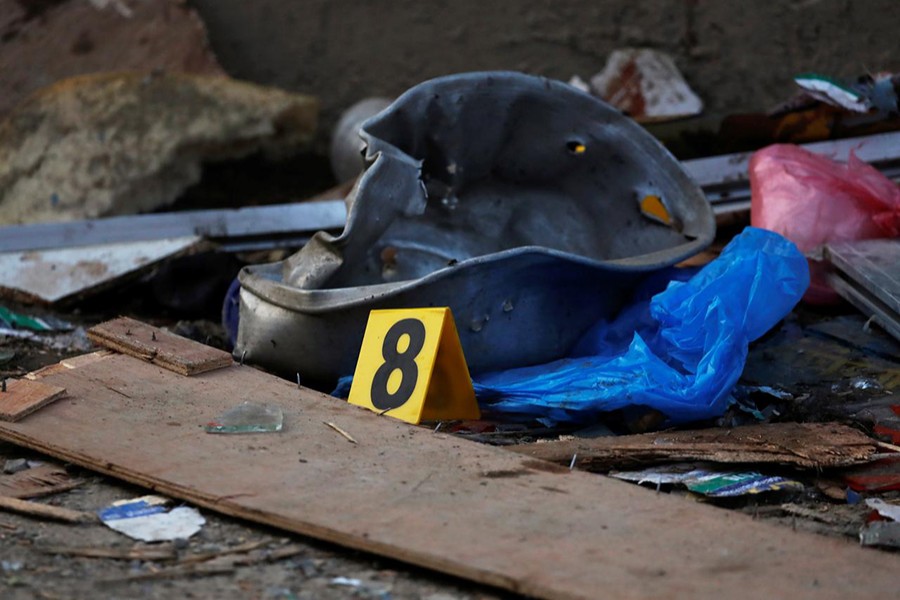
<box><xmin>750</xmin><ymin>144</ymin><xmax>900</xmax><ymax>304</ymax></box>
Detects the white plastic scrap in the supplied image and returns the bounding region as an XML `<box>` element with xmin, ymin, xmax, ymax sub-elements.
<box><xmin>98</xmin><ymin>495</ymin><xmax>205</xmax><ymax>542</ymax></box>
<box><xmin>866</xmin><ymin>498</ymin><xmax>900</xmax><ymax>522</ymax></box>
<box><xmin>590</xmin><ymin>48</ymin><xmax>704</xmax><ymax>121</ymax></box>
<box><xmin>610</xmin><ymin>464</ymin><xmax>708</xmax><ymax>486</ymax></box>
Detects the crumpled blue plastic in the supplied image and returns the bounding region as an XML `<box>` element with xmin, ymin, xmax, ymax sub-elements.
<box><xmin>472</xmin><ymin>227</ymin><xmax>810</xmax><ymax>425</ymax></box>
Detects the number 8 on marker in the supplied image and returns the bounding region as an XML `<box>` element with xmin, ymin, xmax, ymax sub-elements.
<box><xmin>370</xmin><ymin>318</ymin><xmax>426</xmax><ymax>410</ymax></box>
<box><xmin>348</xmin><ymin>307</ymin><xmax>480</xmax><ymax>424</ymax></box>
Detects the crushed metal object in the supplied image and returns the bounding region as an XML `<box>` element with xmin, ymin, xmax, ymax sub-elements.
<box><xmin>236</xmin><ymin>72</ymin><xmax>714</xmax><ymax>386</ymax></box>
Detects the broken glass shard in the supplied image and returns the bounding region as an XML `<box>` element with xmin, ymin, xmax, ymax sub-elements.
<box><xmin>205</xmin><ymin>401</ymin><xmax>283</xmax><ymax>434</ymax></box>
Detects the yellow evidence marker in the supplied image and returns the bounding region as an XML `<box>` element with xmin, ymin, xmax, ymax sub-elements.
<box><xmin>348</xmin><ymin>308</ymin><xmax>480</xmax><ymax>424</ymax></box>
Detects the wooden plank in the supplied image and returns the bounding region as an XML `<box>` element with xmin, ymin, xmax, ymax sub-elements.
<box><xmin>0</xmin><ymin>495</ymin><xmax>96</xmax><ymax>523</ymax></box>
<box><xmin>0</xmin><ymin>464</ymin><xmax>84</xmax><ymax>499</ymax></box>
<box><xmin>0</xmin><ymin>378</ymin><xmax>66</xmax><ymax>421</ymax></box>
<box><xmin>508</xmin><ymin>422</ymin><xmax>880</xmax><ymax>471</ymax></box>
<box><xmin>87</xmin><ymin>317</ymin><xmax>232</xmax><ymax>376</ymax></box>
<box><xmin>39</xmin><ymin>544</ymin><xmax>178</xmax><ymax>561</ymax></box>
<box><xmin>0</xmin><ymin>352</ymin><xmax>897</xmax><ymax>599</ymax></box>
<box><xmin>26</xmin><ymin>350</ymin><xmax>115</xmax><ymax>381</ymax></box>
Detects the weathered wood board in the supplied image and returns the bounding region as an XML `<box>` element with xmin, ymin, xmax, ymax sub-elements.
<box><xmin>0</xmin><ymin>464</ymin><xmax>83</xmax><ymax>499</ymax></box>
<box><xmin>0</xmin><ymin>351</ymin><xmax>897</xmax><ymax>599</ymax></box>
<box><xmin>509</xmin><ymin>422</ymin><xmax>880</xmax><ymax>470</ymax></box>
<box><xmin>0</xmin><ymin>378</ymin><xmax>66</xmax><ymax>422</ymax></box>
<box><xmin>87</xmin><ymin>317</ymin><xmax>232</xmax><ymax>375</ymax></box>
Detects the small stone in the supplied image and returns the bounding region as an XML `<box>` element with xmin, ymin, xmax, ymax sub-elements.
<box><xmin>0</xmin><ymin>72</ymin><xmax>317</xmax><ymax>225</ymax></box>
<box><xmin>0</xmin><ymin>560</ymin><xmax>23</xmax><ymax>572</ymax></box>
<box><xmin>295</xmin><ymin>558</ymin><xmax>319</xmax><ymax>578</ymax></box>
<box><xmin>3</xmin><ymin>459</ymin><xmax>29</xmax><ymax>474</ymax></box>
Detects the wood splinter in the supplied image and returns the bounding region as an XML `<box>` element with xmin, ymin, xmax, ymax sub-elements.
<box><xmin>324</xmin><ymin>421</ymin><xmax>357</xmax><ymax>444</ymax></box>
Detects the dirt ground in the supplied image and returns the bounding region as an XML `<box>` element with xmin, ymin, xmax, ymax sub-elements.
<box><xmin>191</xmin><ymin>0</ymin><xmax>900</xmax><ymax>138</ymax></box>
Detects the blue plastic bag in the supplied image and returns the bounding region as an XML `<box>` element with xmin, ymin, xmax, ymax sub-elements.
<box><xmin>472</xmin><ymin>227</ymin><xmax>809</xmax><ymax>425</ymax></box>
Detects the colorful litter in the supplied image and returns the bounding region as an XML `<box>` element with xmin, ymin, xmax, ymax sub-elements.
<box><xmin>609</xmin><ymin>464</ymin><xmax>805</xmax><ymax>498</ymax></box>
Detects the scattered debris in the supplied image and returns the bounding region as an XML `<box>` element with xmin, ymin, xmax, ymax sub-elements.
<box><xmin>206</xmin><ymin>402</ymin><xmax>284</xmax><ymax>434</ymax></box>
<box><xmin>104</xmin><ymin>543</ymin><xmax>305</xmax><ymax>583</ymax></box>
<box><xmin>39</xmin><ymin>543</ymin><xmax>178</xmax><ymax>561</ymax></box>
<box><xmin>0</xmin><ymin>464</ymin><xmax>84</xmax><ymax>499</ymax></box>
<box><xmin>1</xmin><ymin>559</ymin><xmax>22</xmax><ymax>572</ymax></box>
<box><xmin>87</xmin><ymin>317</ymin><xmax>232</xmax><ymax>376</ymax></box>
<box><xmin>5</xmin><ymin>337</ymin><xmax>898</xmax><ymax>597</ymax></box>
<box><xmin>742</xmin><ymin>318</ymin><xmax>900</xmax><ymax>397</ymax></box>
<box><xmin>866</xmin><ymin>498</ymin><xmax>900</xmax><ymax>521</ymax></box>
<box><xmin>583</xmin><ymin>48</ymin><xmax>704</xmax><ymax>122</ymax></box>
<box><xmin>0</xmin><ymin>238</ymin><xmax>203</xmax><ymax>306</ymax></box>
<box><xmin>843</xmin><ymin>456</ymin><xmax>900</xmax><ymax>492</ymax></box>
<box><xmin>0</xmin><ymin>200</ymin><xmax>345</xmax><ymax>255</ymax></box>
<box><xmin>0</xmin><ymin>201</ymin><xmax>345</xmax><ymax>305</ymax></box>
<box><xmin>685</xmin><ymin>130</ymin><xmax>900</xmax><ymax>220</ymax></box>
<box><xmin>808</xmin><ymin>314</ymin><xmax>900</xmax><ymax>361</ymax></box>
<box><xmin>238</xmin><ymin>71</ymin><xmax>714</xmax><ymax>385</ymax></box>
<box><xmin>860</xmin><ymin>521</ymin><xmax>900</xmax><ymax>548</ymax></box>
<box><xmin>825</xmin><ymin>239</ymin><xmax>900</xmax><ymax>343</ymax></box>
<box><xmin>792</xmin><ymin>72</ymin><xmax>899</xmax><ymax>116</ymax></box>
<box><xmin>0</xmin><ymin>54</ymin><xmax>899</xmax><ymax>597</ymax></box>
<box><xmin>685</xmin><ymin>472</ymin><xmax>804</xmax><ymax>498</ymax></box>
<box><xmin>2</xmin><ymin>459</ymin><xmax>28</xmax><ymax>475</ymax></box>
<box><xmin>98</xmin><ymin>496</ymin><xmax>205</xmax><ymax>542</ymax></box>
<box><xmin>0</xmin><ymin>307</ymin><xmax>71</xmax><ymax>332</ymax></box>
<box><xmin>610</xmin><ymin>464</ymin><xmax>805</xmax><ymax>498</ymax></box>
<box><xmin>0</xmin><ymin>378</ymin><xmax>67</xmax><ymax>422</ymax></box>
<box><xmin>176</xmin><ymin>540</ymin><xmax>269</xmax><ymax>566</ymax></box>
<box><xmin>765</xmin><ymin>503</ymin><xmax>845</xmax><ymax>526</ymax></box>
<box><xmin>750</xmin><ymin>143</ymin><xmax>900</xmax><ymax>304</ymax></box>
<box><xmin>0</xmin><ymin>0</ymin><xmax>223</xmax><ymax>118</ymax></box>
<box><xmin>0</xmin><ymin>326</ymin><xmax>92</xmax><ymax>353</ymax></box>
<box><xmin>0</xmin><ymin>71</ymin><xmax>318</xmax><ymax>225</ymax></box>
<box><xmin>793</xmin><ymin>73</ymin><xmax>868</xmax><ymax>113</ymax></box>
<box><xmin>0</xmin><ymin>495</ymin><xmax>96</xmax><ymax>524</ymax></box>
<box><xmin>323</xmin><ymin>422</ymin><xmax>357</xmax><ymax>444</ymax></box>
<box><xmin>509</xmin><ymin>422</ymin><xmax>880</xmax><ymax>470</ymax></box>
<box><xmin>474</xmin><ymin>228</ymin><xmax>808</xmax><ymax>426</ymax></box>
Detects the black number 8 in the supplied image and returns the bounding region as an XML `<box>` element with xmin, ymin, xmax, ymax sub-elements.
<box><xmin>370</xmin><ymin>318</ymin><xmax>427</xmax><ymax>410</ymax></box>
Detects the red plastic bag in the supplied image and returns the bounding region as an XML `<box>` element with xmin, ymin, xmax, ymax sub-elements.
<box><xmin>750</xmin><ymin>144</ymin><xmax>900</xmax><ymax>304</ymax></box>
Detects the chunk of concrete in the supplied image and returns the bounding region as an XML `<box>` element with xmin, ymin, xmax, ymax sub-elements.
<box><xmin>0</xmin><ymin>0</ymin><xmax>224</xmax><ymax>118</ymax></box>
<box><xmin>0</xmin><ymin>72</ymin><xmax>318</xmax><ymax>224</ymax></box>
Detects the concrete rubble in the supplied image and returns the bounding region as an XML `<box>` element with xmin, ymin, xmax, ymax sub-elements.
<box><xmin>0</xmin><ymin>72</ymin><xmax>318</xmax><ymax>224</ymax></box>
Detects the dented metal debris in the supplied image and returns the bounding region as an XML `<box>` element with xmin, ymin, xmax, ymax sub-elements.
<box><xmin>235</xmin><ymin>72</ymin><xmax>715</xmax><ymax>386</ymax></box>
